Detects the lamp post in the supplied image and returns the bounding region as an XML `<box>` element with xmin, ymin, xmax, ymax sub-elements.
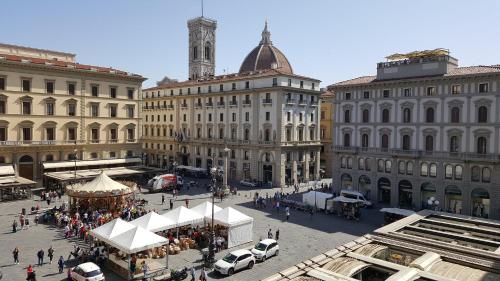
<box><xmin>73</xmin><ymin>141</ymin><xmax>78</xmax><ymax>183</ymax></box>
<box><xmin>223</xmin><ymin>147</ymin><xmax>230</xmax><ymax>190</ymax></box>
<box><xmin>206</xmin><ymin>163</ymin><xmax>221</xmax><ymax>267</ymax></box>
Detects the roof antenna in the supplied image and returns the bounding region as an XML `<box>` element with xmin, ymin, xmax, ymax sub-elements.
<box><xmin>201</xmin><ymin>0</ymin><xmax>204</xmax><ymax>17</ymax></box>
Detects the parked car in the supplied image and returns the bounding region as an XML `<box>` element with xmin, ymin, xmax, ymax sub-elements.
<box><xmin>239</xmin><ymin>180</ymin><xmax>257</xmax><ymax>187</ymax></box>
<box><xmin>340</xmin><ymin>189</ymin><xmax>372</xmax><ymax>207</ymax></box>
<box><xmin>214</xmin><ymin>249</ymin><xmax>255</xmax><ymax>275</ymax></box>
<box><xmin>70</xmin><ymin>262</ymin><xmax>105</xmax><ymax>281</ymax></box>
<box><xmin>251</xmin><ymin>239</ymin><xmax>279</xmax><ymax>262</ymax></box>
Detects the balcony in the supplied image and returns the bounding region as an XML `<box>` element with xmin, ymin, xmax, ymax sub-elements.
<box><xmin>298</xmin><ymin>99</ymin><xmax>307</xmax><ymax>106</ymax></box>
<box><xmin>90</xmin><ymin>139</ymin><xmax>100</xmax><ymax>144</ymax></box>
<box><xmin>206</xmin><ymin>102</ymin><xmax>213</xmax><ymax>108</ymax></box>
<box><xmin>229</xmin><ymin>101</ymin><xmax>238</xmax><ymax>107</ymax></box>
<box><xmin>109</xmin><ymin>139</ymin><xmax>118</xmax><ymax>143</ymax></box>
<box><xmin>167</xmin><ymin>105</ymin><xmax>174</xmax><ymax>110</ymax></box>
<box><xmin>242</xmin><ymin>100</ymin><xmax>251</xmax><ymax>107</ymax></box>
<box><xmin>217</xmin><ymin>102</ymin><xmax>225</xmax><ymax>108</ymax></box>
<box><xmin>286</xmin><ymin>98</ymin><xmax>295</xmax><ymax>104</ymax></box>
<box><xmin>0</xmin><ymin>140</ymin><xmax>88</xmax><ymax>146</ymax></box>
<box><xmin>262</xmin><ymin>98</ymin><xmax>272</xmax><ymax>105</ymax></box>
<box><xmin>180</xmin><ymin>103</ymin><xmax>188</xmax><ymax>109</ymax></box>
<box><xmin>194</xmin><ymin>102</ymin><xmax>202</xmax><ymax>108</ymax></box>
<box><xmin>126</xmin><ymin>139</ymin><xmax>136</xmax><ymax>143</ymax></box>
<box><xmin>310</xmin><ymin>101</ymin><xmax>319</xmax><ymax>107</ymax></box>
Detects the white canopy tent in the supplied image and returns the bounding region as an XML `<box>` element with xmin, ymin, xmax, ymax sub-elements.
<box><xmin>190</xmin><ymin>201</ymin><xmax>222</xmax><ymax>220</ymax></box>
<box><xmin>213</xmin><ymin>207</ymin><xmax>254</xmax><ymax>248</ymax></box>
<box><xmin>106</xmin><ymin>226</ymin><xmax>168</xmax><ymax>254</ymax></box>
<box><xmin>129</xmin><ymin>211</ymin><xmax>175</xmax><ymax>232</ymax></box>
<box><xmin>161</xmin><ymin>206</ymin><xmax>204</xmax><ymax>228</ymax></box>
<box><xmin>91</xmin><ymin>218</ymin><xmax>136</xmax><ymax>241</ymax></box>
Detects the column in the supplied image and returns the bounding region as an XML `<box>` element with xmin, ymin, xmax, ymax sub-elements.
<box><xmin>292</xmin><ymin>159</ymin><xmax>298</xmax><ymax>185</ymax></box>
<box><xmin>315</xmin><ymin>150</ymin><xmax>321</xmax><ymax>180</ymax></box>
<box><xmin>304</xmin><ymin>154</ymin><xmax>310</xmax><ymax>181</ymax></box>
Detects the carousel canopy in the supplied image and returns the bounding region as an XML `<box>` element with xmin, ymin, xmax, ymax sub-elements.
<box><xmin>130</xmin><ymin>211</ymin><xmax>175</xmax><ymax>232</ymax></box>
<box><xmin>161</xmin><ymin>206</ymin><xmax>204</xmax><ymax>228</ymax></box>
<box><xmin>66</xmin><ymin>171</ymin><xmax>135</xmax><ymax>197</ymax></box>
<box><xmin>106</xmin><ymin>226</ymin><xmax>168</xmax><ymax>254</ymax></box>
<box><xmin>190</xmin><ymin>201</ymin><xmax>222</xmax><ymax>219</ymax></box>
<box><xmin>213</xmin><ymin>207</ymin><xmax>253</xmax><ymax>227</ymax></box>
<box><xmin>91</xmin><ymin>218</ymin><xmax>135</xmax><ymax>241</ymax></box>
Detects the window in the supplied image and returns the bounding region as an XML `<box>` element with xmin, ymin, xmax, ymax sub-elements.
<box><xmin>363</xmin><ymin>91</ymin><xmax>370</xmax><ymax>99</ymax></box>
<box><xmin>450</xmin><ymin>107</ymin><xmax>460</xmax><ymax>123</ymax></box>
<box><xmin>343</xmin><ymin>133</ymin><xmax>350</xmax><ymax>147</ymax></box>
<box><xmin>46</xmin><ymin>102</ymin><xmax>54</xmax><ymax>116</ymax></box>
<box><xmin>398</xmin><ymin>161</ymin><xmax>405</xmax><ymax>174</ymax></box>
<box><xmin>381</xmin><ymin>134</ymin><xmax>389</xmax><ymax>150</ymax></box>
<box><xmin>272</xmin><ymin>78</ymin><xmax>277</xmax><ymax>86</ymax></box>
<box><xmin>471</xmin><ymin>166</ymin><xmax>480</xmax><ymax>182</ymax></box>
<box><xmin>478</xmin><ymin>106</ymin><xmax>488</xmax><ymax>123</ymax></box>
<box><xmin>403</xmin><ymin>88</ymin><xmax>412</xmax><ymax>97</ymax></box>
<box><xmin>299</xmin><ymin>113</ymin><xmax>303</xmax><ymax>122</ymax></box>
<box><xmin>208</xmin><ymin>86</ymin><xmax>212</xmax><ymax>93</ymax></box>
<box><xmin>426</xmin><ymin>87</ymin><xmax>436</xmax><ymax>96</ymax></box>
<box><xmin>362</xmin><ymin>109</ymin><xmax>369</xmax><ymax>123</ymax></box>
<box><xmin>482</xmin><ymin>167</ymin><xmax>491</xmax><ymax>183</ymax></box>
<box><xmin>187</xmin><ymin>88</ymin><xmax>191</xmax><ymax>95</ymax></box>
<box><xmin>479</xmin><ymin>83</ymin><xmax>489</xmax><ymax>93</ymax></box>
<box><xmin>68</xmin><ymin>128</ymin><xmax>76</xmax><ymax>141</ymax></box>
<box><xmin>219</xmin><ymin>128</ymin><xmax>224</xmax><ymax>139</ymax></box>
<box><xmin>109</xmin><ymin>128</ymin><xmax>117</xmax><ymax>141</ymax></box>
<box><xmin>0</xmin><ymin>127</ymin><xmax>4</xmax><ymax>141</ymax></box>
<box><xmin>403</xmin><ymin>108</ymin><xmax>411</xmax><ymax>123</ymax></box>
<box><xmin>425</xmin><ymin>135</ymin><xmax>434</xmax><ymax>152</ymax></box>
<box><xmin>421</xmin><ymin>163</ymin><xmax>428</xmax><ymax>176</ymax></box>
<box><xmin>450</xmin><ymin>136</ymin><xmax>459</xmax><ymax>153</ymax></box>
<box><xmin>287</xmin><ymin>112</ymin><xmax>291</xmax><ymax>122</ymax></box>
<box><xmin>68</xmin><ymin>103</ymin><xmax>76</xmax><ymax>116</ymax></box>
<box><xmin>385</xmin><ymin>160</ymin><xmax>392</xmax><ymax>173</ymax></box>
<box><xmin>91</xmin><ymin>104</ymin><xmax>99</xmax><ymax>117</ymax></box>
<box><xmin>344</xmin><ymin>110</ymin><xmax>350</xmax><ymax>123</ymax></box>
<box><xmin>219</xmin><ymin>84</ymin><xmax>224</xmax><ymax>92</ymax></box>
<box><xmin>208</xmin><ymin>128</ymin><xmax>212</xmax><ymax>138</ymax></box>
<box><xmin>383</xmin><ymin>89</ymin><xmax>391</xmax><ymax>98</ymax></box>
<box><xmin>127</xmin><ymin>128</ymin><xmax>135</xmax><ymax>141</ymax></box>
<box><xmin>425</xmin><ymin>108</ymin><xmax>435</xmax><ymax>123</ymax></box>
<box><xmin>288</xmin><ymin>79</ymin><xmax>292</xmax><ymax>87</ymax></box>
<box><xmin>382</xmin><ymin>109</ymin><xmax>390</xmax><ymax>123</ymax></box>
<box><xmin>402</xmin><ymin>135</ymin><xmax>410</xmax><ymax>150</ymax></box>
<box><xmin>451</xmin><ymin>85</ymin><xmax>461</xmax><ymax>94</ymax></box>
<box><xmin>231</xmin><ymin>128</ymin><xmax>237</xmax><ymax>140</ymax></box>
<box><xmin>0</xmin><ymin>77</ymin><xmax>4</xmax><ymax>90</ymax></box>
<box><xmin>361</xmin><ymin>134</ymin><xmax>369</xmax><ymax>148</ymax></box>
<box><xmin>46</xmin><ymin>81</ymin><xmax>54</xmax><ymax>94</ymax></box>
<box><xmin>127</xmin><ymin>106</ymin><xmax>135</xmax><ymax>118</ymax></box>
<box><xmin>309</xmin><ymin>128</ymin><xmax>314</xmax><ymax>140</ymax></box>
<box><xmin>245</xmin><ymin>112</ymin><xmax>249</xmax><ymax>122</ymax></box>
<box><xmin>204</xmin><ymin>43</ymin><xmax>211</xmax><ymax>61</ymax></box>
<box><xmin>0</xmin><ymin>100</ymin><xmax>5</xmax><ymax>114</ymax></box>
<box><xmin>310</xmin><ymin>113</ymin><xmax>314</xmax><ymax>122</ymax></box>
<box><xmin>170</xmin><ymin>114</ymin><xmax>173</xmax><ymax>122</ymax></box>
<box><xmin>359</xmin><ymin>158</ymin><xmax>365</xmax><ymax>170</ymax></box>
<box><xmin>300</xmin><ymin>81</ymin><xmax>304</xmax><ymax>88</ymax></box>
<box><xmin>110</xmin><ymin>87</ymin><xmax>117</xmax><ymax>98</ymax></box>
<box><xmin>91</xmin><ymin>85</ymin><xmax>99</xmax><ymax>97</ymax></box>
<box><xmin>286</xmin><ymin>129</ymin><xmax>291</xmax><ymax>141</ymax></box>
<box><xmin>197</xmin><ymin>87</ymin><xmax>201</xmax><ymax>93</ymax></box>
<box><xmin>245</xmin><ymin>81</ymin><xmax>250</xmax><ymax>89</ymax></box>
<box><xmin>232</xmin><ymin>83</ymin><xmax>236</xmax><ymax>90</ymax></box>
<box><xmin>429</xmin><ymin>163</ymin><xmax>437</xmax><ymax>177</ymax></box>
<box><xmin>244</xmin><ymin>128</ymin><xmax>250</xmax><ymax>141</ymax></box>
<box><xmin>265</xmin><ymin>112</ymin><xmax>270</xmax><ymax>121</ymax></box>
<box><xmin>45</xmin><ymin>127</ymin><xmax>55</xmax><ymax>141</ymax></box>
<box><xmin>347</xmin><ymin>157</ymin><xmax>353</xmax><ymax>169</ymax></box>
<box><xmin>183</xmin><ymin>114</ymin><xmax>187</xmax><ymax>122</ymax></box>
<box><xmin>445</xmin><ymin>165</ymin><xmax>453</xmax><ymax>179</ymax></box>
<box><xmin>454</xmin><ymin>165</ymin><xmax>463</xmax><ymax>180</ymax></box>
<box><xmin>219</xmin><ymin>113</ymin><xmax>223</xmax><ymax>122</ymax></box>
<box><xmin>127</xmin><ymin>88</ymin><xmax>134</xmax><ymax>99</ymax></box>
<box><xmin>110</xmin><ymin>105</ymin><xmax>117</xmax><ymax>117</ymax></box>
<box><xmin>477</xmin><ymin>137</ymin><xmax>487</xmax><ymax>154</ymax></box>
<box><xmin>406</xmin><ymin>162</ymin><xmax>413</xmax><ymax>175</ymax></box>
<box><xmin>345</xmin><ymin>92</ymin><xmax>351</xmax><ymax>100</ymax></box>
<box><xmin>22</xmin><ymin>101</ymin><xmax>31</xmax><ymax>115</ymax></box>
<box><xmin>377</xmin><ymin>159</ymin><xmax>384</xmax><ymax>172</ymax></box>
<box><xmin>22</xmin><ymin>127</ymin><xmax>32</xmax><ymax>141</ymax></box>
<box><xmin>193</xmin><ymin>46</ymin><xmax>198</xmax><ymax>60</ymax></box>
<box><xmin>264</xmin><ymin>129</ymin><xmax>271</xmax><ymax>141</ymax></box>
<box><xmin>22</xmin><ymin>79</ymin><xmax>31</xmax><ymax>92</ymax></box>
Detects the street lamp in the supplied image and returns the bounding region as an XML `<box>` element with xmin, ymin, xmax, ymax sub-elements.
<box><xmin>427</xmin><ymin>197</ymin><xmax>440</xmax><ymax>211</ymax></box>
<box><xmin>223</xmin><ymin>147</ymin><xmax>230</xmax><ymax>190</ymax></box>
<box><xmin>206</xmin><ymin>164</ymin><xmax>222</xmax><ymax>267</ymax></box>
<box><xmin>73</xmin><ymin>141</ymin><xmax>78</xmax><ymax>183</ymax></box>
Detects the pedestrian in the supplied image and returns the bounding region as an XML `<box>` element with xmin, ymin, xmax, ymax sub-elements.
<box><xmin>220</xmin><ymin>192</ymin><xmax>223</xmax><ymax>202</ymax></box>
<box><xmin>276</xmin><ymin>229</ymin><xmax>280</xmax><ymax>240</ymax></box>
<box><xmin>309</xmin><ymin>208</ymin><xmax>314</xmax><ymax>219</ymax></box>
<box><xmin>26</xmin><ymin>264</ymin><xmax>33</xmax><ymax>278</ymax></box>
<box><xmin>34</xmin><ymin>214</ymin><xmax>39</xmax><ymax>226</ymax></box>
<box><xmin>130</xmin><ymin>255</ymin><xmax>137</xmax><ymax>275</ymax></box>
<box><xmin>46</xmin><ymin>196</ymin><xmax>51</xmax><ymax>205</ymax></box>
<box><xmin>267</xmin><ymin>228</ymin><xmax>273</xmax><ymax>239</ymax></box>
<box><xmin>37</xmin><ymin>249</ymin><xmax>44</xmax><ymax>266</ymax></box>
<box><xmin>285</xmin><ymin>206</ymin><xmax>290</xmax><ymax>221</ymax></box>
<box><xmin>13</xmin><ymin>247</ymin><xmax>19</xmax><ymax>264</ymax></box>
<box><xmin>185</xmin><ymin>198</ymin><xmax>189</xmax><ymax>208</ymax></box>
<box><xmin>141</xmin><ymin>261</ymin><xmax>149</xmax><ymax>281</ymax></box>
<box><xmin>200</xmin><ymin>267</ymin><xmax>208</xmax><ymax>281</ymax></box>
<box><xmin>169</xmin><ymin>199</ymin><xmax>173</xmax><ymax>210</ymax></box>
<box><xmin>190</xmin><ymin>266</ymin><xmax>196</xmax><ymax>281</ymax></box>
<box><xmin>25</xmin><ymin>217</ymin><xmax>30</xmax><ymax>229</ymax></box>
<box><xmin>48</xmin><ymin>246</ymin><xmax>54</xmax><ymax>264</ymax></box>
<box><xmin>276</xmin><ymin>200</ymin><xmax>280</xmax><ymax>213</ymax></box>
<box><xmin>162</xmin><ymin>194</ymin><xmax>165</xmax><ymax>205</ymax></box>
<box><xmin>57</xmin><ymin>256</ymin><xmax>64</xmax><ymax>273</ymax></box>
<box><xmin>12</xmin><ymin>219</ymin><xmax>18</xmax><ymax>233</ymax></box>
<box><xmin>20</xmin><ymin>214</ymin><xmax>25</xmax><ymax>230</ymax></box>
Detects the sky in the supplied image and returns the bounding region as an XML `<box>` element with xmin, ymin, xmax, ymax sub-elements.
<box><xmin>1</xmin><ymin>0</ymin><xmax>500</xmax><ymax>88</ymax></box>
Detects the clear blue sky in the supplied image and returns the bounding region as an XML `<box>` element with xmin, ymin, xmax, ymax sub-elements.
<box><xmin>1</xmin><ymin>0</ymin><xmax>499</xmax><ymax>88</ymax></box>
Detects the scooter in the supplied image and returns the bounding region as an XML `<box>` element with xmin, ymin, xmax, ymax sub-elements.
<box><xmin>170</xmin><ymin>267</ymin><xmax>188</xmax><ymax>281</ymax></box>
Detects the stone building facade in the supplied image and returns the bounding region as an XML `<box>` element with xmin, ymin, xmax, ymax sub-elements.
<box><xmin>329</xmin><ymin>50</ymin><xmax>500</xmax><ymax>219</ymax></box>
<box><xmin>319</xmin><ymin>91</ymin><xmax>335</xmax><ymax>178</ymax></box>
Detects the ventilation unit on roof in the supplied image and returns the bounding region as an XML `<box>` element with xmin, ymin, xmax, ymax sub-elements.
<box><xmin>21</xmin><ymin>59</ymin><xmax>30</xmax><ymax>63</ymax></box>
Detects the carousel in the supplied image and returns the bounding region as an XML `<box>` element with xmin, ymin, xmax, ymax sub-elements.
<box><xmin>66</xmin><ymin>171</ymin><xmax>136</xmax><ymax>212</ymax></box>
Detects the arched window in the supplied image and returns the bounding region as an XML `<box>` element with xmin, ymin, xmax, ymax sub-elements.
<box><xmin>450</xmin><ymin>136</ymin><xmax>459</xmax><ymax>153</ymax></box>
<box><xmin>425</xmin><ymin>135</ymin><xmax>434</xmax><ymax>152</ymax></box>
<box><xmin>454</xmin><ymin>165</ymin><xmax>463</xmax><ymax>180</ymax></box>
<box><xmin>362</xmin><ymin>109</ymin><xmax>369</xmax><ymax>123</ymax></box>
<box><xmin>343</xmin><ymin>133</ymin><xmax>351</xmax><ymax>147</ymax></box>
<box><xmin>361</xmin><ymin>134</ymin><xmax>369</xmax><ymax>148</ymax></box>
<box><xmin>406</xmin><ymin>161</ymin><xmax>414</xmax><ymax>175</ymax></box>
<box><xmin>264</xmin><ymin>129</ymin><xmax>271</xmax><ymax>141</ymax></box>
<box><xmin>381</xmin><ymin>134</ymin><xmax>389</xmax><ymax>150</ymax></box>
<box><xmin>471</xmin><ymin>166</ymin><xmax>480</xmax><ymax>182</ymax></box>
<box><xmin>365</xmin><ymin>158</ymin><xmax>371</xmax><ymax>171</ymax></box>
<box><xmin>402</xmin><ymin>135</ymin><xmax>410</xmax><ymax>150</ymax></box>
<box><xmin>377</xmin><ymin>159</ymin><xmax>384</xmax><ymax>172</ymax></box>
<box><xmin>358</xmin><ymin>158</ymin><xmax>365</xmax><ymax>170</ymax></box>
<box><xmin>445</xmin><ymin>164</ymin><xmax>453</xmax><ymax>179</ymax></box>
<box><xmin>347</xmin><ymin>157</ymin><xmax>353</xmax><ymax>169</ymax></box>
<box><xmin>451</xmin><ymin>107</ymin><xmax>460</xmax><ymax>123</ymax></box>
<box><xmin>385</xmin><ymin>160</ymin><xmax>392</xmax><ymax>173</ymax></box>
<box><xmin>403</xmin><ymin>108</ymin><xmax>411</xmax><ymax>123</ymax></box>
<box><xmin>382</xmin><ymin>109</ymin><xmax>390</xmax><ymax>123</ymax></box>
<box><xmin>204</xmin><ymin>42</ymin><xmax>211</xmax><ymax>61</ymax></box>
<box><xmin>341</xmin><ymin>157</ymin><xmax>346</xmax><ymax>168</ymax></box>
<box><xmin>344</xmin><ymin>110</ymin><xmax>351</xmax><ymax>123</ymax></box>
<box><xmin>482</xmin><ymin>167</ymin><xmax>491</xmax><ymax>183</ymax></box>
<box><xmin>477</xmin><ymin>137</ymin><xmax>487</xmax><ymax>154</ymax></box>
<box><xmin>478</xmin><ymin>106</ymin><xmax>488</xmax><ymax>123</ymax></box>
<box><xmin>244</xmin><ymin>128</ymin><xmax>250</xmax><ymax>141</ymax></box>
<box><xmin>426</xmin><ymin>108</ymin><xmax>435</xmax><ymax>123</ymax></box>
<box><xmin>421</xmin><ymin>163</ymin><xmax>428</xmax><ymax>176</ymax></box>
<box><xmin>398</xmin><ymin>161</ymin><xmax>405</xmax><ymax>174</ymax></box>
<box><xmin>429</xmin><ymin>163</ymin><xmax>437</xmax><ymax>177</ymax></box>
<box><xmin>193</xmin><ymin>46</ymin><xmax>198</xmax><ymax>60</ymax></box>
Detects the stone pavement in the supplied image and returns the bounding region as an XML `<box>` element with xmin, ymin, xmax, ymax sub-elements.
<box><xmin>0</xmin><ymin>179</ymin><xmax>383</xmax><ymax>281</ymax></box>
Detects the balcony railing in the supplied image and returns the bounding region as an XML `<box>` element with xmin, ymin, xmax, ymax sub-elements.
<box><xmin>229</xmin><ymin>101</ymin><xmax>238</xmax><ymax>107</ymax></box>
<box><xmin>286</xmin><ymin>98</ymin><xmax>295</xmax><ymax>104</ymax></box>
<box><xmin>262</xmin><ymin>98</ymin><xmax>272</xmax><ymax>105</ymax></box>
<box><xmin>298</xmin><ymin>99</ymin><xmax>307</xmax><ymax>105</ymax></box>
<box><xmin>242</xmin><ymin>100</ymin><xmax>251</xmax><ymax>106</ymax></box>
<box><xmin>206</xmin><ymin>102</ymin><xmax>213</xmax><ymax>107</ymax></box>
<box><xmin>194</xmin><ymin>103</ymin><xmax>202</xmax><ymax>108</ymax></box>
<box><xmin>0</xmin><ymin>140</ymin><xmax>89</xmax><ymax>146</ymax></box>
<box><xmin>180</xmin><ymin>103</ymin><xmax>188</xmax><ymax>108</ymax></box>
<box><xmin>217</xmin><ymin>102</ymin><xmax>225</xmax><ymax>107</ymax></box>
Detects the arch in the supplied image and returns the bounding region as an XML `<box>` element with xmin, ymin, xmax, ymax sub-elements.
<box><xmin>445</xmin><ymin>185</ymin><xmax>462</xmax><ymax>214</ymax></box>
<box><xmin>398</xmin><ymin>180</ymin><xmax>413</xmax><ymax>209</ymax></box>
<box><xmin>426</xmin><ymin>107</ymin><xmax>435</xmax><ymax>123</ymax></box>
<box><xmin>471</xmin><ymin>188</ymin><xmax>490</xmax><ymax>218</ymax></box>
<box><xmin>377</xmin><ymin>177</ymin><xmax>391</xmax><ymax>204</ymax></box>
<box><xmin>19</xmin><ymin>155</ymin><xmax>34</xmax><ymax>163</ymax></box>
<box><xmin>358</xmin><ymin>175</ymin><xmax>371</xmax><ymax>200</ymax></box>
<box><xmin>420</xmin><ymin>182</ymin><xmax>436</xmax><ymax>209</ymax></box>
<box><xmin>260</xmin><ymin>152</ymin><xmax>275</xmax><ymax>162</ymax></box>
<box><xmin>341</xmin><ymin>173</ymin><xmax>352</xmax><ymax>190</ymax></box>
<box><xmin>18</xmin><ymin>154</ymin><xmax>34</xmax><ymax>180</ymax></box>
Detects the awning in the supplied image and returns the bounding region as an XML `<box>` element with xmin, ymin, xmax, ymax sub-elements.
<box><xmin>44</xmin><ymin>166</ymin><xmax>163</xmax><ymax>182</ymax></box>
<box><xmin>43</xmin><ymin>157</ymin><xmax>142</xmax><ymax>170</ymax></box>
<box><xmin>0</xmin><ymin>165</ymin><xmax>15</xmax><ymax>177</ymax></box>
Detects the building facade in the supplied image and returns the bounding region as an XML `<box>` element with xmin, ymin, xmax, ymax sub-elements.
<box><xmin>0</xmin><ymin>43</ymin><xmax>145</xmax><ymax>184</ymax></box>
<box><xmin>142</xmin><ymin>21</ymin><xmax>321</xmax><ymax>187</ymax></box>
<box><xmin>319</xmin><ymin>91</ymin><xmax>334</xmax><ymax>178</ymax></box>
<box><xmin>329</xmin><ymin>49</ymin><xmax>500</xmax><ymax>219</ymax></box>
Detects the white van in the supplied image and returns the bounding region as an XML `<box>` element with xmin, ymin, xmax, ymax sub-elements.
<box><xmin>340</xmin><ymin>190</ymin><xmax>372</xmax><ymax>207</ymax></box>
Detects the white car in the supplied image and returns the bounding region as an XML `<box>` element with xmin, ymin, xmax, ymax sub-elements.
<box><xmin>70</xmin><ymin>262</ymin><xmax>105</xmax><ymax>281</ymax></box>
<box><xmin>214</xmin><ymin>249</ymin><xmax>255</xmax><ymax>275</ymax></box>
<box><xmin>240</xmin><ymin>180</ymin><xmax>257</xmax><ymax>187</ymax></box>
<box><xmin>251</xmin><ymin>239</ymin><xmax>279</xmax><ymax>262</ymax></box>
<box><xmin>340</xmin><ymin>190</ymin><xmax>372</xmax><ymax>207</ymax></box>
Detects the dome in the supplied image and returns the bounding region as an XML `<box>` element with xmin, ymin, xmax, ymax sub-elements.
<box><xmin>239</xmin><ymin>22</ymin><xmax>293</xmax><ymax>74</ymax></box>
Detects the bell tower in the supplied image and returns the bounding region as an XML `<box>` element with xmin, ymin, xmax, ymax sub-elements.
<box><xmin>187</xmin><ymin>16</ymin><xmax>216</xmax><ymax>80</ymax></box>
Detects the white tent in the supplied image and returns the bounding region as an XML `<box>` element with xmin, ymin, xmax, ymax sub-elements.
<box><xmin>107</xmin><ymin>226</ymin><xmax>168</xmax><ymax>254</ymax></box>
<box><xmin>213</xmin><ymin>207</ymin><xmax>253</xmax><ymax>248</ymax></box>
<box><xmin>190</xmin><ymin>201</ymin><xmax>222</xmax><ymax>219</ymax></box>
<box><xmin>91</xmin><ymin>218</ymin><xmax>135</xmax><ymax>241</ymax></box>
<box><xmin>130</xmin><ymin>211</ymin><xmax>175</xmax><ymax>232</ymax></box>
<box><xmin>161</xmin><ymin>206</ymin><xmax>204</xmax><ymax>228</ymax></box>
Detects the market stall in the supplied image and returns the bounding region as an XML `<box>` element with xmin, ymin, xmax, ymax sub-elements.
<box><xmin>66</xmin><ymin>171</ymin><xmax>136</xmax><ymax>212</ymax></box>
<box><xmin>129</xmin><ymin>211</ymin><xmax>175</xmax><ymax>232</ymax></box>
<box><xmin>161</xmin><ymin>206</ymin><xmax>204</xmax><ymax>228</ymax></box>
<box><xmin>213</xmin><ymin>207</ymin><xmax>253</xmax><ymax>248</ymax></box>
<box><xmin>190</xmin><ymin>201</ymin><xmax>222</xmax><ymax>221</ymax></box>
<box><xmin>91</xmin><ymin>218</ymin><xmax>136</xmax><ymax>241</ymax></box>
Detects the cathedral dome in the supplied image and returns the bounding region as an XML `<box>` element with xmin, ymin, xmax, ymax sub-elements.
<box><xmin>239</xmin><ymin>22</ymin><xmax>293</xmax><ymax>74</ymax></box>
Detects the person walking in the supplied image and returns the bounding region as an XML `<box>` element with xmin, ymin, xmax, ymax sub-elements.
<box><xmin>13</xmin><ymin>247</ymin><xmax>19</xmax><ymax>264</ymax></box>
<box><xmin>267</xmin><ymin>228</ymin><xmax>273</xmax><ymax>239</ymax></box>
<box><xmin>276</xmin><ymin>201</ymin><xmax>280</xmax><ymax>213</ymax></box>
<box><xmin>169</xmin><ymin>199</ymin><xmax>173</xmax><ymax>210</ymax></box>
<box><xmin>275</xmin><ymin>229</ymin><xmax>280</xmax><ymax>240</ymax></box>
<box><xmin>141</xmin><ymin>261</ymin><xmax>149</xmax><ymax>281</ymax></box>
<box><xmin>34</xmin><ymin>214</ymin><xmax>39</xmax><ymax>226</ymax></box>
<box><xmin>185</xmin><ymin>198</ymin><xmax>189</xmax><ymax>208</ymax></box>
<box><xmin>37</xmin><ymin>249</ymin><xmax>44</xmax><ymax>266</ymax></box>
<box><xmin>285</xmin><ymin>206</ymin><xmax>290</xmax><ymax>221</ymax></box>
<box><xmin>190</xmin><ymin>266</ymin><xmax>196</xmax><ymax>281</ymax></box>
<box><xmin>26</xmin><ymin>264</ymin><xmax>34</xmax><ymax>280</ymax></box>
<box><xmin>200</xmin><ymin>267</ymin><xmax>208</xmax><ymax>281</ymax></box>
<box><xmin>161</xmin><ymin>194</ymin><xmax>165</xmax><ymax>205</ymax></box>
<box><xmin>20</xmin><ymin>214</ymin><xmax>25</xmax><ymax>230</ymax></box>
<box><xmin>12</xmin><ymin>219</ymin><xmax>18</xmax><ymax>233</ymax></box>
<box><xmin>57</xmin><ymin>256</ymin><xmax>64</xmax><ymax>273</ymax></box>
<box><xmin>48</xmin><ymin>246</ymin><xmax>54</xmax><ymax>264</ymax></box>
